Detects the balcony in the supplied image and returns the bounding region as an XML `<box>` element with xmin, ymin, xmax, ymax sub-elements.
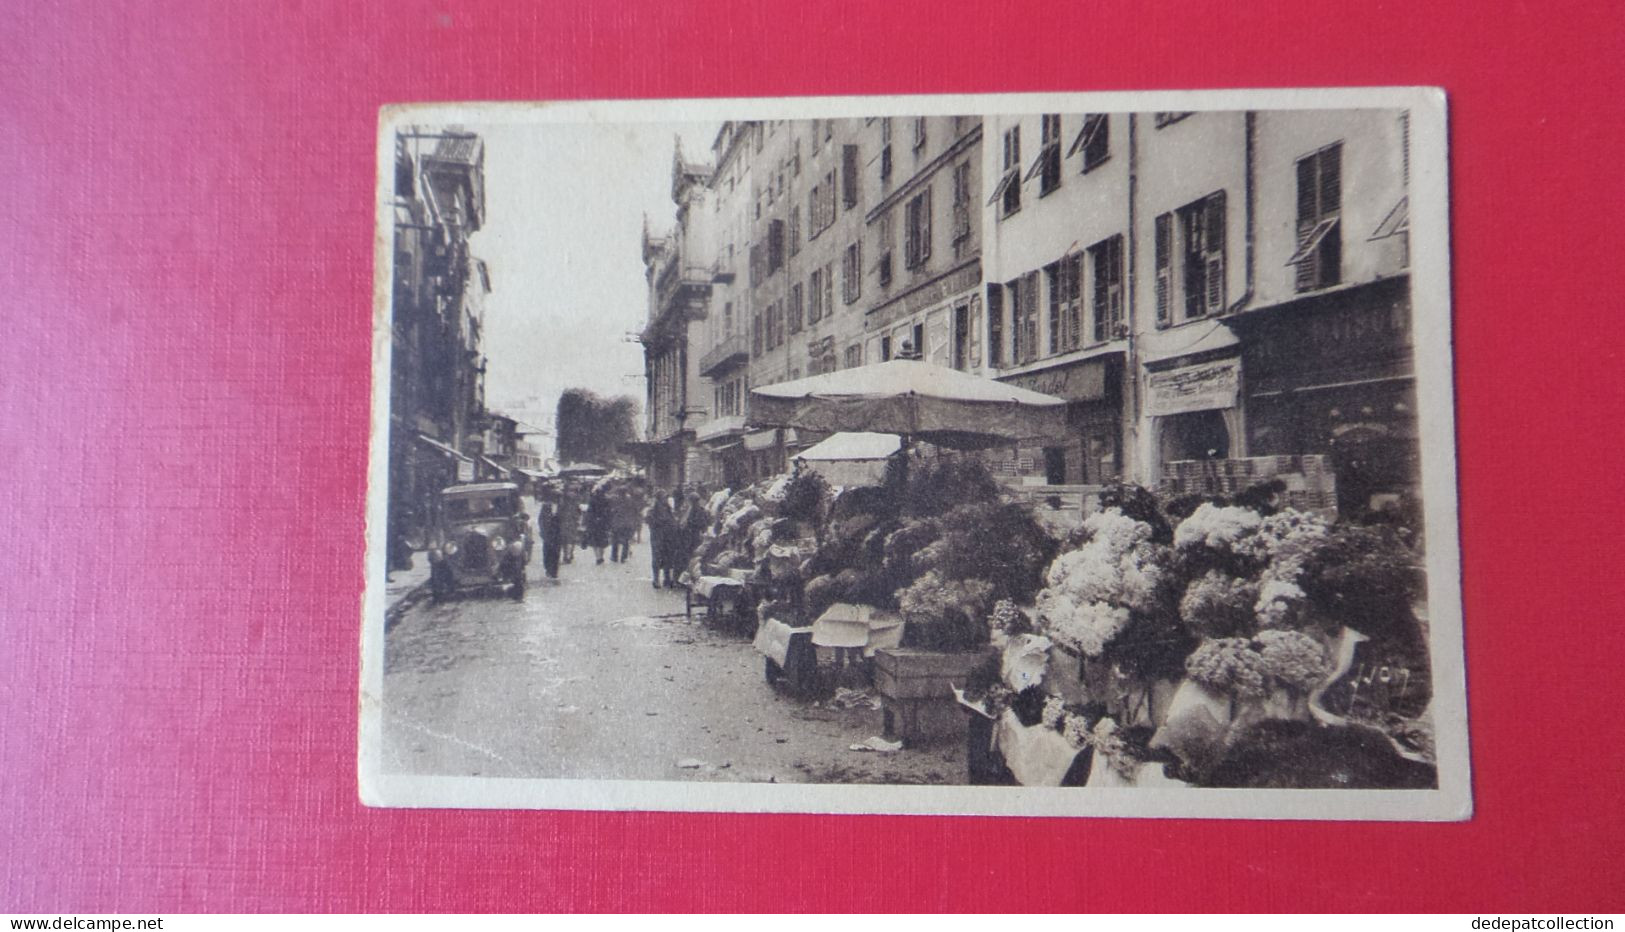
<box><xmin>655</xmin><ymin>258</ymin><xmax>714</xmax><ymax>317</ymax></box>
<box><xmin>696</xmin><ymin>414</ymin><xmax>748</xmax><ymax>444</ymax></box>
<box><xmin>698</xmin><ymin>332</ymin><xmax>750</xmax><ymax>377</ymax></box>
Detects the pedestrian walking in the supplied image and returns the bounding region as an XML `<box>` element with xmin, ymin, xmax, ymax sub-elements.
<box><xmin>646</xmin><ymin>490</ymin><xmax>678</xmax><ymax>588</ymax></box>
<box><xmin>558</xmin><ymin>483</ymin><xmax>581</xmax><ymax>564</ymax></box>
<box><xmin>538</xmin><ymin>495</ymin><xmax>562</xmax><ymax>581</ymax></box>
<box><xmin>678</xmin><ymin>489</ymin><xmax>709</xmax><ymax>578</ymax></box>
<box><xmin>584</xmin><ymin>484</ymin><xmax>612</xmax><ymax>565</ymax></box>
<box><xmin>610</xmin><ymin>483</ymin><xmax>643</xmax><ymax>563</ymax></box>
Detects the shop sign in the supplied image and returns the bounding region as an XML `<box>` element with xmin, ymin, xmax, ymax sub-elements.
<box><xmin>1004</xmin><ymin>359</ymin><xmax>1108</xmax><ymax>402</ymax></box>
<box><xmin>456</xmin><ymin>459</ymin><xmax>476</xmax><ymax>482</ymax></box>
<box><xmin>1146</xmin><ymin>358</ymin><xmax>1240</xmax><ymax>417</ymax></box>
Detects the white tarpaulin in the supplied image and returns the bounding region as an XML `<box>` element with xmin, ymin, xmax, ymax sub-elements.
<box><xmin>792</xmin><ymin>432</ymin><xmax>901</xmax><ymax>486</ymax></box>
<box><xmin>794</xmin><ymin>431</ymin><xmax>903</xmax><ymax>461</ymax></box>
<box><xmin>811</xmin><ymin>602</ymin><xmax>905</xmax><ymax>656</ymax></box>
<box><xmin>749</xmin><ymin>359</ymin><xmax>1067</xmax><ymax>450</ymax></box>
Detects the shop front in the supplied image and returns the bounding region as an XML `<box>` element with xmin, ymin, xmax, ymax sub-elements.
<box><xmin>1143</xmin><ymin>352</ymin><xmax>1244</xmax><ymax>485</ymax></box>
<box><xmin>1228</xmin><ymin>276</ymin><xmax>1418</xmax><ymax>519</ymax></box>
<box><xmin>998</xmin><ymin>352</ymin><xmax>1124</xmax><ymax>486</ymax></box>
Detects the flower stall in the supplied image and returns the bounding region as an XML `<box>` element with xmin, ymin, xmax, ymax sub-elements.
<box><xmin>957</xmin><ymin>482</ymin><xmax>1438</xmax><ymax>789</ymax></box>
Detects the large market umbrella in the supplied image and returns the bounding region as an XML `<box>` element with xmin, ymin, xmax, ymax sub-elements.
<box><xmin>748</xmin><ymin>359</ymin><xmax>1067</xmax><ymax>450</ymax></box>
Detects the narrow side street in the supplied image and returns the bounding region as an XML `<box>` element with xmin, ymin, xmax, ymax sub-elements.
<box><xmin>381</xmin><ymin>531</ymin><xmax>964</xmax><ymax>784</ymax></box>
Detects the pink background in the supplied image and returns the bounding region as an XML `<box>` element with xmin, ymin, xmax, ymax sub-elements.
<box><xmin>4</xmin><ymin>0</ymin><xmax>1623</xmax><ymax>912</ymax></box>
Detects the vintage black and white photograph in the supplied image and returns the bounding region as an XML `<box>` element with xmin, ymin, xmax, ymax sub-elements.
<box><xmin>359</xmin><ymin>90</ymin><xmax>1467</xmax><ymax>819</ymax></box>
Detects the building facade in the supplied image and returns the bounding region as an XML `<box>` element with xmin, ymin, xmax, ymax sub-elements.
<box><xmin>981</xmin><ymin>108</ymin><xmax>1416</xmax><ymax>516</ymax></box>
<box><xmin>640</xmin><ymin>142</ymin><xmax>716</xmax><ymax>490</ymax></box>
<box><xmin>643</xmin><ymin>107</ymin><xmax>1414</xmax><ymax>516</ymax></box>
<box><xmin>863</xmin><ymin>116</ymin><xmax>985</xmax><ymax>376</ymax></box>
<box><xmin>388</xmin><ymin>128</ymin><xmax>492</xmax><ymax>566</ymax></box>
<box><xmin>983</xmin><ymin>111</ymin><xmax>1133</xmax><ymax>486</ymax></box>
<box><xmin>648</xmin><ymin>116</ymin><xmax>972</xmax><ymax>491</ymax></box>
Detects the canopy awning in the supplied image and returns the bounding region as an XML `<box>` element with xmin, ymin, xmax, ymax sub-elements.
<box><xmin>794</xmin><ymin>432</ymin><xmax>902</xmax><ymax>462</ymax></box>
<box><xmin>414</xmin><ymin>432</ymin><xmax>472</xmax><ymax>463</ymax></box>
<box><xmin>742</xmin><ymin>429</ymin><xmax>780</xmax><ymax>452</ymax></box>
<box><xmin>480</xmin><ymin>456</ymin><xmax>512</xmax><ymax>477</ymax></box>
<box><xmin>749</xmin><ymin>359</ymin><xmax>1067</xmax><ymax>449</ymax></box>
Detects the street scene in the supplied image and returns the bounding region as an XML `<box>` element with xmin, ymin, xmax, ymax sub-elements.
<box><xmin>373</xmin><ymin>98</ymin><xmax>1455</xmax><ymax>802</ymax></box>
<box><xmin>383</xmin><ymin>526</ymin><xmax>961</xmax><ymax>784</ymax></box>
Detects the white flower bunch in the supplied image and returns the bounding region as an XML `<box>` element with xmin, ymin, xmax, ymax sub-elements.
<box><xmin>1062</xmin><ymin>714</ymin><xmax>1094</xmax><ymax>750</ymax></box>
<box><xmin>1046</xmin><ymin>600</ymin><xmax>1129</xmax><ymax>657</ymax></box>
<box><xmin>1242</xmin><ymin>509</ymin><xmax>1332</xmax><ymax>580</ymax></box>
<box><xmin>1185</xmin><ymin>637</ymin><xmax>1270</xmax><ymax>699</ymax></box>
<box><xmin>1041</xmin><ymin>696</ymin><xmax>1068</xmax><ymax>730</ymax></box>
<box><xmin>1173</xmin><ymin>502</ymin><xmax>1264</xmax><ymax>551</ymax></box>
<box><xmin>1036</xmin><ymin>509</ymin><xmax>1165</xmax><ymax>657</ymax></box>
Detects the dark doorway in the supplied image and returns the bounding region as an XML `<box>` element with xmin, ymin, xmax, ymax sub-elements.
<box><xmin>1043</xmin><ymin>446</ymin><xmax>1067</xmax><ymax>485</ymax></box>
<box><xmin>1160</xmin><ymin>409</ymin><xmax>1231</xmax><ymax>465</ymax></box>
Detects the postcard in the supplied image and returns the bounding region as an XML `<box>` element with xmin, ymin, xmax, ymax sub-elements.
<box><xmin>360</xmin><ymin>88</ymin><xmax>1467</xmax><ymax>819</ymax></box>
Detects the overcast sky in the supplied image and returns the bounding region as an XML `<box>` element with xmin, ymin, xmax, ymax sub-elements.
<box><xmin>463</xmin><ymin>120</ymin><xmax>719</xmax><ymax>444</ymax></box>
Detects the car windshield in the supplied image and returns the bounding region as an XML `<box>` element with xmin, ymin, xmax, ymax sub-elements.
<box><xmin>444</xmin><ymin>494</ymin><xmax>516</xmax><ymax>520</ymax></box>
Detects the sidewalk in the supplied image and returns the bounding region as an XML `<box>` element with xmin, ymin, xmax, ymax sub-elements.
<box><xmin>384</xmin><ymin>553</ymin><xmax>432</xmax><ymax>617</ymax></box>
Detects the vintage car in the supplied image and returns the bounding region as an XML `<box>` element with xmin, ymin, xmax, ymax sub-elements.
<box><xmin>426</xmin><ymin>482</ymin><xmax>532</xmax><ymax>600</ymax></box>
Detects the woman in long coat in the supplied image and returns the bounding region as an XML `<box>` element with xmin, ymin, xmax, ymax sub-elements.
<box><xmin>583</xmin><ymin>485</ymin><xmax>612</xmax><ymax>565</ymax></box>
<box><xmin>677</xmin><ymin>490</ymin><xmax>710</xmax><ymax>578</ymax></box>
<box><xmin>557</xmin><ymin>484</ymin><xmax>581</xmax><ymax>564</ymax></box>
<box><xmin>646</xmin><ymin>491</ymin><xmax>678</xmax><ymax>588</ymax></box>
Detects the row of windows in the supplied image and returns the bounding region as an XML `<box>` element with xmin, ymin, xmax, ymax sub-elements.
<box><xmin>991</xmin><ymin>114</ymin><xmax>1112</xmax><ymax>219</ymax></box>
<box><xmin>983</xmin><ymin>139</ymin><xmax>1352</xmax><ymax>368</ymax></box>
<box><xmin>987</xmin><ymin>234</ymin><xmax>1125</xmax><ymax>369</ymax></box>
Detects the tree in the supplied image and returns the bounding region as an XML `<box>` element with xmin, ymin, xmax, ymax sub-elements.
<box><xmin>555</xmin><ymin>389</ymin><xmax>639</xmax><ymax>465</ymax></box>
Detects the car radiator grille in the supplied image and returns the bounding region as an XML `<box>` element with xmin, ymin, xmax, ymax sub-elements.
<box><xmin>460</xmin><ymin>533</ymin><xmax>490</xmax><ymax>571</ymax></box>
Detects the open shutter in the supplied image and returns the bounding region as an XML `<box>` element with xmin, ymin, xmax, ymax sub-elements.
<box><xmin>1204</xmin><ymin>192</ymin><xmax>1227</xmax><ymax>314</ymax></box>
<box><xmin>842</xmin><ymin>145</ymin><xmax>859</xmax><ymax>209</ymax></box>
<box><xmin>921</xmin><ymin>185</ymin><xmax>932</xmax><ymax>262</ymax></box>
<box><xmin>903</xmin><ymin>198</ymin><xmax>916</xmax><ymax>267</ymax></box>
<box><xmin>1155</xmin><ymin>214</ymin><xmax>1172</xmax><ymax>328</ymax></box>
<box><xmin>969</xmin><ymin>294</ymin><xmax>983</xmax><ymax>370</ymax></box>
<box><xmin>1319</xmin><ymin>144</ymin><xmax>1341</xmax><ymax>215</ymax></box>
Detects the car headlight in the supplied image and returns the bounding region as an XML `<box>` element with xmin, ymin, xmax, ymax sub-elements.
<box><xmin>490</xmin><ymin>536</ymin><xmax>506</xmax><ymax>551</ymax></box>
<box><xmin>443</xmin><ymin>540</ymin><xmax>459</xmax><ymax>555</ymax></box>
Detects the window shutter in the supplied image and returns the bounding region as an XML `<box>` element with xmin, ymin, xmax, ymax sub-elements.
<box><xmin>1319</xmin><ymin>144</ymin><xmax>1341</xmax><ymax>216</ymax></box>
<box><xmin>987</xmin><ymin>285</ymin><xmax>1003</xmax><ymax>368</ymax></box>
<box><xmin>1205</xmin><ymin>192</ymin><xmax>1226</xmax><ymax>314</ymax></box>
<box><xmin>842</xmin><ymin>145</ymin><xmax>859</xmax><ymax>209</ymax></box>
<box><xmin>1297</xmin><ymin>156</ymin><xmax>1318</xmax><ymax>224</ymax></box>
<box><xmin>969</xmin><ymin>294</ymin><xmax>982</xmax><ymax>369</ymax></box>
<box><xmin>1155</xmin><ymin>213</ymin><xmax>1172</xmax><ymax>328</ymax></box>
<box><xmin>1294</xmin><ymin>242</ymin><xmax>1316</xmax><ymax>291</ymax></box>
<box><xmin>921</xmin><ymin>185</ymin><xmax>932</xmax><ymax>261</ymax></box>
<box><xmin>903</xmin><ymin>198</ymin><xmax>916</xmax><ymax>268</ymax></box>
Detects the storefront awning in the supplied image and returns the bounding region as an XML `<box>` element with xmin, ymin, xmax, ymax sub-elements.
<box><xmin>481</xmin><ymin>456</ymin><xmax>511</xmax><ymax>477</ymax></box>
<box><xmin>742</xmin><ymin>428</ymin><xmax>780</xmax><ymax>452</ymax></box>
<box><xmin>415</xmin><ymin>432</ymin><xmax>472</xmax><ymax>463</ymax></box>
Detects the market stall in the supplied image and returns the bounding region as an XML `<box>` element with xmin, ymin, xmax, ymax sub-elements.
<box><xmin>791</xmin><ymin>432</ymin><xmax>901</xmax><ymax>487</ymax></box>
<box><xmin>729</xmin><ymin>360</ymin><xmax>1070</xmax><ymax>731</ymax></box>
<box><xmin>954</xmin><ymin>482</ymin><xmax>1439</xmax><ymax>788</ymax></box>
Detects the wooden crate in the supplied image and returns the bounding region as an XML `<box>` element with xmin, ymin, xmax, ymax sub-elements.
<box><xmin>874</xmin><ymin>647</ymin><xmax>996</xmax><ymax>742</ymax></box>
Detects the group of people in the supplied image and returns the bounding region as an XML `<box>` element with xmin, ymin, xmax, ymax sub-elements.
<box><xmin>531</xmin><ymin>476</ymin><xmax>712</xmax><ymax>589</ymax></box>
<box><xmin>645</xmin><ymin>488</ymin><xmax>711</xmax><ymax>589</ymax></box>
